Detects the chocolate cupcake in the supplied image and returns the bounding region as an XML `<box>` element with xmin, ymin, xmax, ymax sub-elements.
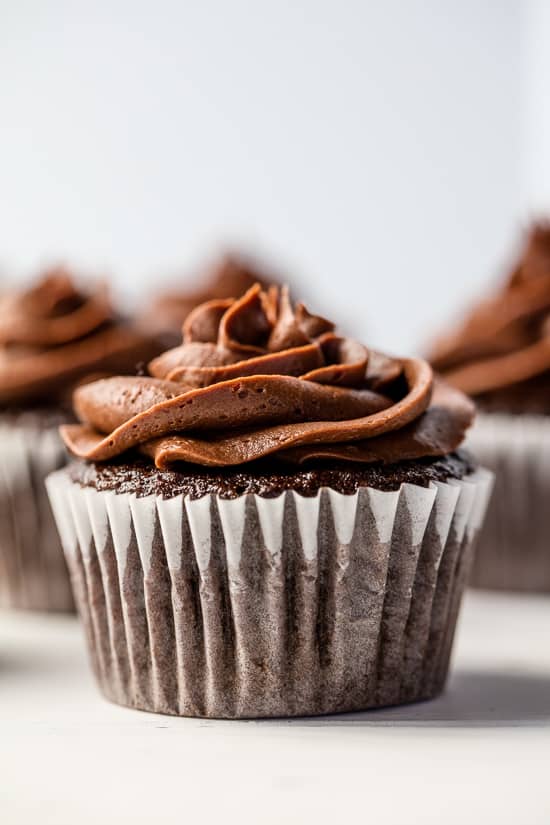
<box><xmin>0</xmin><ymin>268</ymin><xmax>164</xmax><ymax>611</ymax></box>
<box><xmin>47</xmin><ymin>285</ymin><xmax>491</xmax><ymax>717</ymax></box>
<box><xmin>430</xmin><ymin>222</ymin><xmax>550</xmax><ymax>591</ymax></box>
<box><xmin>139</xmin><ymin>253</ymin><xmax>278</xmax><ymax>341</ymax></box>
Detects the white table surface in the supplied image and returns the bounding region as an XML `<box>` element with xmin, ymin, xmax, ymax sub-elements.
<box><xmin>1</xmin><ymin>590</ymin><xmax>549</xmax><ymax>825</ymax></box>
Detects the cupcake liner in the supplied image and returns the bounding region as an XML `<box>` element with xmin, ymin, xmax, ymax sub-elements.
<box><xmin>46</xmin><ymin>467</ymin><xmax>492</xmax><ymax>718</ymax></box>
<box><xmin>0</xmin><ymin>419</ymin><xmax>73</xmax><ymax>611</ymax></box>
<box><xmin>466</xmin><ymin>414</ymin><xmax>550</xmax><ymax>592</ymax></box>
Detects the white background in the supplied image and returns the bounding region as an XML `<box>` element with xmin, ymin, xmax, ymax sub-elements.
<box><xmin>0</xmin><ymin>0</ymin><xmax>541</xmax><ymax>352</ymax></box>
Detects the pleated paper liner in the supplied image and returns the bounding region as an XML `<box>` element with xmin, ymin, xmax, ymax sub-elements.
<box><xmin>0</xmin><ymin>419</ymin><xmax>73</xmax><ymax>611</ymax></box>
<box><xmin>467</xmin><ymin>414</ymin><xmax>550</xmax><ymax>592</ymax></box>
<box><xmin>47</xmin><ymin>467</ymin><xmax>492</xmax><ymax>718</ymax></box>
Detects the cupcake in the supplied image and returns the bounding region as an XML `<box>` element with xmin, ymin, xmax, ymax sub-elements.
<box><xmin>139</xmin><ymin>252</ymin><xmax>278</xmax><ymax>340</ymax></box>
<box><xmin>47</xmin><ymin>284</ymin><xmax>491</xmax><ymax>718</ymax></box>
<box><xmin>0</xmin><ymin>267</ymin><xmax>165</xmax><ymax>611</ymax></box>
<box><xmin>430</xmin><ymin>222</ymin><xmax>550</xmax><ymax>591</ymax></box>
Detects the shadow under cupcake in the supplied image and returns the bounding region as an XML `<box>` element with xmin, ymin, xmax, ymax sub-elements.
<box><xmin>0</xmin><ymin>268</ymin><xmax>165</xmax><ymax>611</ymax></box>
<box><xmin>47</xmin><ymin>284</ymin><xmax>492</xmax><ymax>717</ymax></box>
<box><xmin>430</xmin><ymin>222</ymin><xmax>550</xmax><ymax>593</ymax></box>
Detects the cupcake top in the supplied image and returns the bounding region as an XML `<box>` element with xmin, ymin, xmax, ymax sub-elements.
<box><xmin>140</xmin><ymin>253</ymin><xmax>277</xmax><ymax>337</ymax></box>
<box><xmin>430</xmin><ymin>223</ymin><xmax>550</xmax><ymax>413</ymax></box>
<box><xmin>0</xmin><ymin>268</ymin><xmax>162</xmax><ymax>407</ymax></box>
<box><xmin>61</xmin><ymin>284</ymin><xmax>474</xmax><ymax>469</ymax></box>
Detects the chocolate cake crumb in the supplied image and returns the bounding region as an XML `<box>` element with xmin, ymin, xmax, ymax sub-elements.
<box><xmin>68</xmin><ymin>450</ymin><xmax>475</xmax><ymax>500</ymax></box>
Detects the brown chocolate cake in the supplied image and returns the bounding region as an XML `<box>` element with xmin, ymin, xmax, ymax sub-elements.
<box><xmin>430</xmin><ymin>222</ymin><xmax>550</xmax><ymax>591</ymax></box>
<box><xmin>69</xmin><ymin>452</ymin><xmax>474</xmax><ymax>498</ymax></box>
<box><xmin>0</xmin><ymin>268</ymin><xmax>166</xmax><ymax>612</ymax></box>
<box><xmin>47</xmin><ymin>283</ymin><xmax>492</xmax><ymax>717</ymax></box>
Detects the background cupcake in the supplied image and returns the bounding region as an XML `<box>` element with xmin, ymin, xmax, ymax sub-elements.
<box><xmin>0</xmin><ymin>267</ymin><xmax>165</xmax><ymax>611</ymax></box>
<box><xmin>430</xmin><ymin>222</ymin><xmax>550</xmax><ymax>591</ymax></box>
<box><xmin>48</xmin><ymin>284</ymin><xmax>491</xmax><ymax>718</ymax></box>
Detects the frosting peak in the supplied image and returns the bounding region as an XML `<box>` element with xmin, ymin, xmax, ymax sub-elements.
<box><xmin>430</xmin><ymin>223</ymin><xmax>550</xmax><ymax>399</ymax></box>
<box><xmin>62</xmin><ymin>284</ymin><xmax>474</xmax><ymax>469</ymax></box>
<box><xmin>148</xmin><ymin>285</ymin><xmax>350</xmax><ymax>389</ymax></box>
<box><xmin>139</xmin><ymin>253</ymin><xmax>278</xmax><ymax>337</ymax></box>
<box><xmin>0</xmin><ymin>268</ymin><xmax>161</xmax><ymax>406</ymax></box>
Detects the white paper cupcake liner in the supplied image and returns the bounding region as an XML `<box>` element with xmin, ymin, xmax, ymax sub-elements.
<box><xmin>47</xmin><ymin>466</ymin><xmax>492</xmax><ymax>718</ymax></box>
<box><xmin>466</xmin><ymin>413</ymin><xmax>550</xmax><ymax>591</ymax></box>
<box><xmin>0</xmin><ymin>419</ymin><xmax>73</xmax><ymax>611</ymax></box>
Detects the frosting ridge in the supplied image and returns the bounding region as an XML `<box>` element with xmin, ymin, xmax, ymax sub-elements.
<box><xmin>62</xmin><ymin>284</ymin><xmax>474</xmax><ymax>468</ymax></box>
<box><xmin>0</xmin><ymin>268</ymin><xmax>161</xmax><ymax>405</ymax></box>
<box><xmin>430</xmin><ymin>223</ymin><xmax>550</xmax><ymax>398</ymax></box>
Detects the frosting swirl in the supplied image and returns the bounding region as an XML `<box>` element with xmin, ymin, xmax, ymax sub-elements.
<box><xmin>0</xmin><ymin>268</ymin><xmax>162</xmax><ymax>406</ymax></box>
<box><xmin>62</xmin><ymin>284</ymin><xmax>474</xmax><ymax>468</ymax></box>
<box><xmin>140</xmin><ymin>253</ymin><xmax>277</xmax><ymax>336</ymax></box>
<box><xmin>430</xmin><ymin>223</ymin><xmax>550</xmax><ymax>400</ymax></box>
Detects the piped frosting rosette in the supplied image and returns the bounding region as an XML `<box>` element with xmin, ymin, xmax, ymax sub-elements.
<box><xmin>62</xmin><ymin>284</ymin><xmax>474</xmax><ymax>469</ymax></box>
<box><xmin>0</xmin><ymin>268</ymin><xmax>158</xmax><ymax>406</ymax></box>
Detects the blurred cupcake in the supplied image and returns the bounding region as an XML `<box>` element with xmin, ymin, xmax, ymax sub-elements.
<box><xmin>430</xmin><ymin>222</ymin><xmax>550</xmax><ymax>591</ymax></box>
<box><xmin>138</xmin><ymin>252</ymin><xmax>278</xmax><ymax>341</ymax></box>
<box><xmin>47</xmin><ymin>284</ymin><xmax>491</xmax><ymax>718</ymax></box>
<box><xmin>0</xmin><ymin>267</ymin><xmax>165</xmax><ymax>611</ymax></box>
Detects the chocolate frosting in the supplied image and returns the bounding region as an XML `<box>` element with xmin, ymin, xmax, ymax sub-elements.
<box><xmin>0</xmin><ymin>268</ymin><xmax>162</xmax><ymax>406</ymax></box>
<box><xmin>61</xmin><ymin>284</ymin><xmax>474</xmax><ymax>469</ymax></box>
<box><xmin>430</xmin><ymin>223</ymin><xmax>550</xmax><ymax>397</ymax></box>
<box><xmin>140</xmin><ymin>254</ymin><xmax>277</xmax><ymax>336</ymax></box>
